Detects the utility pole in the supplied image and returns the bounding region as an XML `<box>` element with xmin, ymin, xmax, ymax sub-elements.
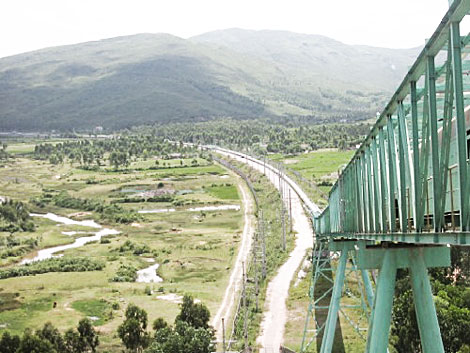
<box><xmin>289</xmin><ymin>188</ymin><xmax>293</xmax><ymax>233</ymax></box>
<box><xmin>222</xmin><ymin>318</ymin><xmax>226</xmax><ymax>353</ymax></box>
<box><xmin>278</xmin><ymin>163</ymin><xmax>286</xmax><ymax>251</ymax></box>
<box><xmin>260</xmin><ymin>210</ymin><xmax>267</xmax><ymax>279</ymax></box>
<box><xmin>281</xmin><ymin>204</ymin><xmax>286</xmax><ymax>251</ymax></box>
<box><xmin>242</xmin><ymin>262</ymin><xmax>248</xmax><ymax>350</ymax></box>
<box><xmin>253</xmin><ymin>229</ymin><xmax>260</xmax><ymax>312</ymax></box>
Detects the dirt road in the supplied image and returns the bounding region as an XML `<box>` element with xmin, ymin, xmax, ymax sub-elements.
<box><xmin>211</xmin><ymin>177</ymin><xmax>255</xmax><ymax>345</ymax></box>
<box><xmin>215</xmin><ymin>148</ymin><xmax>316</xmax><ymax>353</ymax></box>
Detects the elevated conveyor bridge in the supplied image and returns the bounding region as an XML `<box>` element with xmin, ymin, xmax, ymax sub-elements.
<box><xmin>301</xmin><ymin>0</ymin><xmax>470</xmax><ymax>352</ymax></box>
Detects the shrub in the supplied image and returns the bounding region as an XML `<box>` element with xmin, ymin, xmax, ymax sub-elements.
<box><xmin>0</xmin><ymin>257</ymin><xmax>104</xmax><ymax>279</ymax></box>
<box><xmin>111</xmin><ymin>264</ymin><xmax>137</xmax><ymax>282</ymax></box>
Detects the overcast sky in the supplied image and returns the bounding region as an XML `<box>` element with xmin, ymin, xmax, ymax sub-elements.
<box><xmin>0</xmin><ymin>0</ymin><xmax>454</xmax><ymax>58</ymax></box>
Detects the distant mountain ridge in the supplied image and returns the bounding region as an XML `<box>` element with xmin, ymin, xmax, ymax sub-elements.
<box><xmin>0</xmin><ymin>29</ymin><xmax>420</xmax><ymax>131</ymax></box>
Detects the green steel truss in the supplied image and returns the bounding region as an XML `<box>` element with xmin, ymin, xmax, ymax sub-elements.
<box><xmin>300</xmin><ymin>241</ymin><xmax>373</xmax><ymax>353</ymax></box>
<box><xmin>303</xmin><ymin>1</ymin><xmax>470</xmax><ymax>352</ymax></box>
<box><xmin>315</xmin><ymin>0</ymin><xmax>470</xmax><ymax>245</ymax></box>
<box><xmin>301</xmin><ymin>241</ymin><xmax>451</xmax><ymax>353</ymax></box>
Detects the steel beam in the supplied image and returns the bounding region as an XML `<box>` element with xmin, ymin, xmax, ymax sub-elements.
<box><xmin>410</xmin><ymin>81</ymin><xmax>421</xmax><ymax>233</ymax></box>
<box><xmin>367</xmin><ymin>251</ymin><xmax>396</xmax><ymax>353</ymax></box>
<box><xmin>409</xmin><ymin>249</ymin><xmax>445</xmax><ymax>353</ymax></box>
<box><xmin>319</xmin><ymin>244</ymin><xmax>348</xmax><ymax>353</ymax></box>
<box><xmin>450</xmin><ymin>21</ymin><xmax>469</xmax><ymax>231</ymax></box>
<box><xmin>427</xmin><ymin>55</ymin><xmax>442</xmax><ymax>232</ymax></box>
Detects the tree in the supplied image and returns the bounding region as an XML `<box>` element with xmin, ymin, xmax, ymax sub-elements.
<box><xmin>77</xmin><ymin>318</ymin><xmax>99</xmax><ymax>352</ymax></box>
<box><xmin>145</xmin><ymin>320</ymin><xmax>215</xmax><ymax>353</ymax></box>
<box><xmin>36</xmin><ymin>322</ymin><xmax>66</xmax><ymax>352</ymax></box>
<box><xmin>152</xmin><ymin>318</ymin><xmax>168</xmax><ymax>332</ymax></box>
<box><xmin>175</xmin><ymin>295</ymin><xmax>210</xmax><ymax>329</ymax></box>
<box><xmin>391</xmin><ymin>269</ymin><xmax>470</xmax><ymax>353</ymax></box>
<box><xmin>64</xmin><ymin>329</ymin><xmax>82</xmax><ymax>353</ymax></box>
<box><xmin>0</xmin><ymin>331</ymin><xmax>20</xmax><ymax>353</ymax></box>
<box><xmin>118</xmin><ymin>303</ymin><xmax>150</xmax><ymax>352</ymax></box>
<box><xmin>17</xmin><ymin>329</ymin><xmax>56</xmax><ymax>353</ymax></box>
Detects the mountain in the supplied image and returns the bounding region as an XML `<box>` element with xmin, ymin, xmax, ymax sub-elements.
<box><xmin>0</xmin><ymin>30</ymin><xmax>420</xmax><ymax>131</ymax></box>
<box><xmin>191</xmin><ymin>29</ymin><xmax>419</xmax><ymax>91</ymax></box>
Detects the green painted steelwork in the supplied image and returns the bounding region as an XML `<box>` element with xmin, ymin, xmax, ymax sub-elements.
<box><xmin>300</xmin><ymin>241</ymin><xmax>372</xmax><ymax>353</ymax></box>
<box><xmin>315</xmin><ymin>0</ymin><xmax>470</xmax><ymax>245</ymax></box>
<box><xmin>319</xmin><ymin>243</ymin><xmax>348</xmax><ymax>353</ymax></box>
<box><xmin>409</xmin><ymin>249</ymin><xmax>445</xmax><ymax>353</ymax></box>
<box><xmin>367</xmin><ymin>250</ymin><xmax>396</xmax><ymax>353</ymax></box>
<box><xmin>451</xmin><ymin>21</ymin><xmax>469</xmax><ymax>231</ymax></box>
<box><xmin>306</xmin><ymin>2</ymin><xmax>470</xmax><ymax>352</ymax></box>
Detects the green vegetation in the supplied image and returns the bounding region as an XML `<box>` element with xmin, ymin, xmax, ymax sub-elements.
<box><xmin>71</xmin><ymin>299</ymin><xmax>112</xmax><ymax>326</ymax></box>
<box><xmin>0</xmin><ymin>30</ymin><xmax>417</xmax><ymax>131</ymax></box>
<box><xmin>0</xmin><ymin>138</ymin><xmax>245</xmax><ymax>352</ymax></box>
<box><xmin>219</xmin><ymin>156</ymin><xmax>296</xmax><ymax>351</ymax></box>
<box><xmin>390</xmin><ymin>247</ymin><xmax>470</xmax><ymax>353</ymax></box>
<box><xmin>32</xmin><ymin>191</ymin><xmax>139</xmax><ymax>224</ymax></box>
<box><xmin>0</xmin><ymin>200</ymin><xmax>35</xmax><ymax>232</ymax></box>
<box><xmin>33</xmin><ymin>136</ymin><xmax>199</xmax><ymax>167</ymax></box>
<box><xmin>278</xmin><ymin>150</ymin><xmax>355</xmax><ymax>180</ymax></box>
<box><xmin>146</xmin><ymin>296</ymin><xmax>215</xmax><ymax>353</ymax></box>
<box><xmin>114</xmin><ymin>298</ymin><xmax>215</xmax><ymax>353</ymax></box>
<box><xmin>275</xmin><ymin>149</ymin><xmax>355</xmax><ymax>200</ymax></box>
<box><xmin>0</xmin><ymin>257</ymin><xmax>104</xmax><ymax>279</ymax></box>
<box><xmin>0</xmin><ymin>319</ymin><xmax>99</xmax><ymax>353</ymax></box>
<box><xmin>206</xmin><ymin>183</ymin><xmax>239</xmax><ymax>200</ymax></box>
<box><xmin>155</xmin><ymin>118</ymin><xmax>370</xmax><ymax>154</ymax></box>
<box><xmin>0</xmin><ymin>234</ymin><xmax>38</xmax><ymax>260</ymax></box>
<box><xmin>111</xmin><ymin>264</ymin><xmax>138</xmax><ymax>283</ymax></box>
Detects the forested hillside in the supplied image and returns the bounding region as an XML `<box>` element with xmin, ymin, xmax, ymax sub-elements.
<box><xmin>0</xmin><ymin>31</ymin><xmax>419</xmax><ymax>131</ymax></box>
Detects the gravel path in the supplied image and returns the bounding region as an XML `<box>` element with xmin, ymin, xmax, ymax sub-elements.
<box><xmin>215</xmin><ymin>148</ymin><xmax>316</xmax><ymax>353</ymax></box>
<box><xmin>211</xmin><ymin>177</ymin><xmax>255</xmax><ymax>344</ymax></box>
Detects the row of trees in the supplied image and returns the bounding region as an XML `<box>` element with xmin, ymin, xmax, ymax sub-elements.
<box><xmin>117</xmin><ymin>295</ymin><xmax>214</xmax><ymax>353</ymax></box>
<box><xmin>30</xmin><ymin>119</ymin><xmax>370</xmax><ymax>164</ymax></box>
<box><xmin>144</xmin><ymin>118</ymin><xmax>370</xmax><ymax>154</ymax></box>
<box><xmin>0</xmin><ymin>257</ymin><xmax>104</xmax><ymax>279</ymax></box>
<box><xmin>33</xmin><ymin>136</ymin><xmax>200</xmax><ymax>168</ymax></box>
<box><xmin>0</xmin><ymin>319</ymin><xmax>98</xmax><ymax>353</ymax></box>
<box><xmin>0</xmin><ymin>295</ymin><xmax>214</xmax><ymax>353</ymax></box>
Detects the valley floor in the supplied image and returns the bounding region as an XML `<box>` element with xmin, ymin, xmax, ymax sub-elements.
<box><xmin>0</xmin><ymin>144</ymin><xmax>248</xmax><ymax>351</ymax></box>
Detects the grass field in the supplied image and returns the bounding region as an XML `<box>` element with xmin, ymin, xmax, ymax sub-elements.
<box><xmin>283</xmin><ymin>150</ymin><xmax>354</xmax><ymax>178</ymax></box>
<box><xmin>283</xmin><ymin>256</ymin><xmax>369</xmax><ymax>353</ymax></box>
<box><xmin>0</xmin><ymin>142</ymin><xmax>249</xmax><ymax>351</ymax></box>
<box><xmin>268</xmin><ymin>149</ymin><xmax>355</xmax><ymax>206</ymax></box>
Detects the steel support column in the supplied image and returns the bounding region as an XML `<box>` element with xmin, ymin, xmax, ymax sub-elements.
<box><xmin>367</xmin><ymin>251</ymin><xmax>396</xmax><ymax>353</ymax></box>
<box><xmin>409</xmin><ymin>249</ymin><xmax>445</xmax><ymax>353</ymax></box>
<box><xmin>319</xmin><ymin>244</ymin><xmax>348</xmax><ymax>353</ymax></box>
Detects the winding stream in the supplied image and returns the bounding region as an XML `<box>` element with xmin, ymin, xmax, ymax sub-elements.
<box><xmin>22</xmin><ymin>213</ymin><xmax>164</xmax><ymax>284</ymax></box>
<box><xmin>21</xmin><ymin>213</ymin><xmax>119</xmax><ymax>264</ymax></box>
<box><xmin>136</xmin><ymin>263</ymin><xmax>162</xmax><ymax>283</ymax></box>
